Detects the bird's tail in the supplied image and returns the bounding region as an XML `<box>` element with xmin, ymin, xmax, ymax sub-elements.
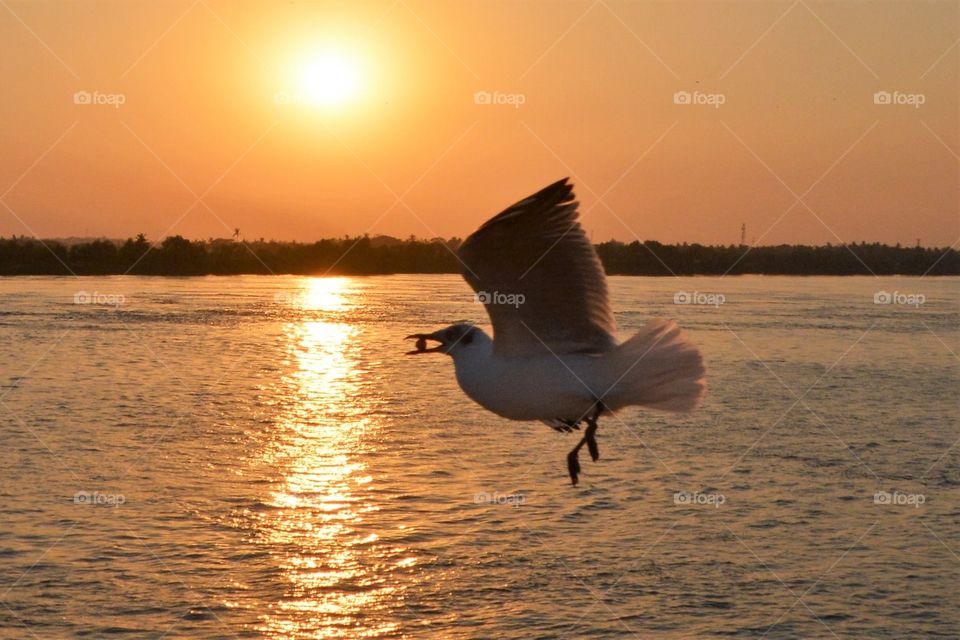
<box><xmin>603</xmin><ymin>319</ymin><xmax>706</xmax><ymax>412</ymax></box>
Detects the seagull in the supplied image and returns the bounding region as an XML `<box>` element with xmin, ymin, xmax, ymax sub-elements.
<box><xmin>407</xmin><ymin>178</ymin><xmax>706</xmax><ymax>485</ymax></box>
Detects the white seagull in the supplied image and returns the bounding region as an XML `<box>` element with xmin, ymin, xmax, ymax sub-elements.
<box><xmin>407</xmin><ymin>178</ymin><xmax>706</xmax><ymax>485</ymax></box>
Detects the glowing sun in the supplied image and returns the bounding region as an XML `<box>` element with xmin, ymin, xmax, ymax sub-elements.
<box><xmin>295</xmin><ymin>52</ymin><xmax>360</xmax><ymax>106</ymax></box>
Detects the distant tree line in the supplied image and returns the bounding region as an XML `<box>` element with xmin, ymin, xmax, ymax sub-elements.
<box><xmin>0</xmin><ymin>234</ymin><xmax>956</xmax><ymax>276</ymax></box>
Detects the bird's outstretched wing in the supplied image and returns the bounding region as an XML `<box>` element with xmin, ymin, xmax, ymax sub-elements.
<box><xmin>458</xmin><ymin>178</ymin><xmax>617</xmax><ymax>358</ymax></box>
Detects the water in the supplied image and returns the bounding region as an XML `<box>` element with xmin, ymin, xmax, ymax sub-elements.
<box><xmin>0</xmin><ymin>274</ymin><xmax>957</xmax><ymax>639</ymax></box>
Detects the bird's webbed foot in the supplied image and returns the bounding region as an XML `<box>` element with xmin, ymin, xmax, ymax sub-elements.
<box><xmin>567</xmin><ymin>448</ymin><xmax>582</xmax><ymax>485</ymax></box>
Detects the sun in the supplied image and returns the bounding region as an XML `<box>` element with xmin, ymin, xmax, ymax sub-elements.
<box><xmin>295</xmin><ymin>51</ymin><xmax>360</xmax><ymax>106</ymax></box>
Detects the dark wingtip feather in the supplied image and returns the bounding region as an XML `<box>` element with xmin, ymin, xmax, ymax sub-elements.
<box><xmin>538</xmin><ymin>177</ymin><xmax>573</xmax><ymax>202</ymax></box>
<box><xmin>475</xmin><ymin>178</ymin><xmax>577</xmax><ymax>232</ymax></box>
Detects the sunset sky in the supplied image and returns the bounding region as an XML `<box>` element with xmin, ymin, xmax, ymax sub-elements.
<box><xmin>0</xmin><ymin>0</ymin><xmax>957</xmax><ymax>246</ymax></box>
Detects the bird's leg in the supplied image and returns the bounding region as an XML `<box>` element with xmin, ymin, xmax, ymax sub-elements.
<box><xmin>584</xmin><ymin>417</ymin><xmax>599</xmax><ymax>462</ymax></box>
<box><xmin>567</xmin><ymin>400</ymin><xmax>605</xmax><ymax>485</ymax></box>
<box><xmin>585</xmin><ymin>400</ymin><xmax>603</xmax><ymax>462</ymax></box>
<box><xmin>566</xmin><ymin>424</ymin><xmax>597</xmax><ymax>486</ymax></box>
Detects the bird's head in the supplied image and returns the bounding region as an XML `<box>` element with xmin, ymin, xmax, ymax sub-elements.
<box><xmin>406</xmin><ymin>323</ymin><xmax>490</xmax><ymax>357</ymax></box>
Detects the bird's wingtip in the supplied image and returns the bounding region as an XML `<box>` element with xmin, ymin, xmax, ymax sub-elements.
<box><xmin>538</xmin><ymin>177</ymin><xmax>574</xmax><ymax>201</ymax></box>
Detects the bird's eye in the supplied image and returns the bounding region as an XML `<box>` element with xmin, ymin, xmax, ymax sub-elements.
<box><xmin>462</xmin><ymin>331</ymin><xmax>473</xmax><ymax>345</ymax></box>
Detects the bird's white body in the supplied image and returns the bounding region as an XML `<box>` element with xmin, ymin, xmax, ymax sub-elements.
<box><xmin>451</xmin><ymin>335</ymin><xmax>600</xmax><ymax>421</ymax></box>
<box><xmin>445</xmin><ymin>321</ymin><xmax>705</xmax><ymax>424</ymax></box>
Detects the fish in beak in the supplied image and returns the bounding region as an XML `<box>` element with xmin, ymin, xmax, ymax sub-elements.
<box><xmin>405</xmin><ymin>331</ymin><xmax>445</xmax><ymax>355</ymax></box>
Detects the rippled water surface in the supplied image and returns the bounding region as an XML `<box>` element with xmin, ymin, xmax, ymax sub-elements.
<box><xmin>0</xmin><ymin>274</ymin><xmax>957</xmax><ymax>639</ymax></box>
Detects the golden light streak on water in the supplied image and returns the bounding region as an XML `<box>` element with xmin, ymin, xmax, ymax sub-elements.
<box><xmin>256</xmin><ymin>278</ymin><xmax>399</xmax><ymax>639</ymax></box>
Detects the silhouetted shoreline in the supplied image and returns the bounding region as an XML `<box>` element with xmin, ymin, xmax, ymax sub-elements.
<box><xmin>1</xmin><ymin>235</ymin><xmax>956</xmax><ymax>276</ymax></box>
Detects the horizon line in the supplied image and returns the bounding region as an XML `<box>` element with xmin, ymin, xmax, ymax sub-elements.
<box><xmin>1</xmin><ymin>234</ymin><xmax>951</xmax><ymax>251</ymax></box>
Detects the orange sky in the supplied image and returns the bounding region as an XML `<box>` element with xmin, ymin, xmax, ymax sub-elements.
<box><xmin>0</xmin><ymin>0</ymin><xmax>957</xmax><ymax>246</ymax></box>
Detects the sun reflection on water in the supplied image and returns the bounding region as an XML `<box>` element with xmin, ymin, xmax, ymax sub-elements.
<box><xmin>300</xmin><ymin>277</ymin><xmax>350</xmax><ymax>312</ymax></box>
<box><xmin>256</xmin><ymin>277</ymin><xmax>399</xmax><ymax>639</ymax></box>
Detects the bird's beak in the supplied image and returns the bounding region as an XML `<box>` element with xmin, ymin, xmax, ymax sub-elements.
<box><xmin>405</xmin><ymin>331</ymin><xmax>445</xmax><ymax>355</ymax></box>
